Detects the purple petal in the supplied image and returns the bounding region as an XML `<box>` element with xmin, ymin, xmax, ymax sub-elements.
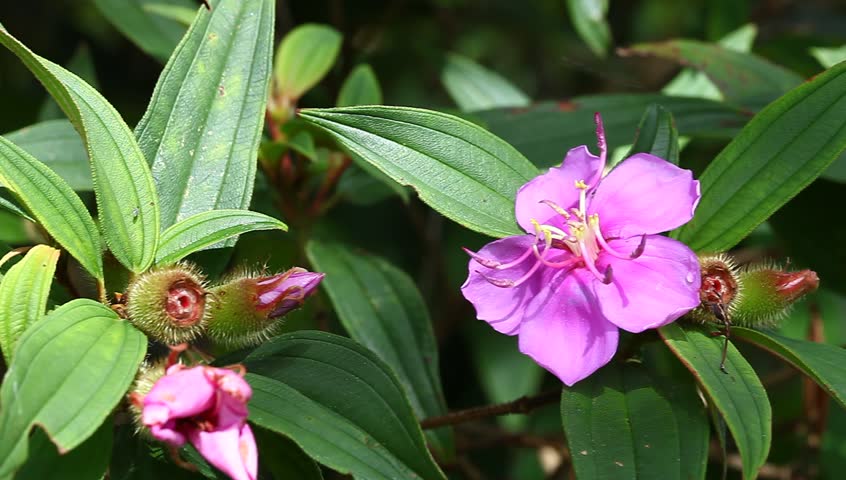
<box><xmin>256</xmin><ymin>268</ymin><xmax>324</xmax><ymax>318</ymax></box>
<box><xmin>518</xmin><ymin>269</ymin><xmax>619</xmax><ymax>386</ymax></box>
<box><xmin>148</xmin><ymin>419</ymin><xmax>187</xmax><ymax>446</ymax></box>
<box><xmin>143</xmin><ymin>366</ymin><xmax>215</xmax><ymax>421</ymax></box>
<box><xmin>515</xmin><ymin>146</ymin><xmax>603</xmax><ymax>233</ymax></box>
<box><xmin>461</xmin><ymin>235</ymin><xmax>548</xmax><ymax>335</ymax></box>
<box><xmin>208</xmin><ymin>368</ymin><xmax>251</xmax><ymax>429</ymax></box>
<box><xmin>189</xmin><ymin>423</ymin><xmax>257</xmax><ymax>480</ymax></box>
<box><xmin>588</xmin><ymin>154</ymin><xmax>700</xmax><ymax>238</ymax></box>
<box><xmin>594</xmin><ymin>235</ymin><xmax>701</xmax><ymax>333</ymax></box>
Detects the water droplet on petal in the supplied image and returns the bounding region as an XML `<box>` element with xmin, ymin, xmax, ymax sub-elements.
<box><xmin>685</xmin><ymin>272</ymin><xmax>695</xmax><ymax>284</ymax></box>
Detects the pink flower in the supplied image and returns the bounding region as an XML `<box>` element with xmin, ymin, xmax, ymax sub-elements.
<box><xmin>256</xmin><ymin>267</ymin><xmax>325</xmax><ymax>318</ymax></box>
<box><xmin>141</xmin><ymin>365</ymin><xmax>257</xmax><ymax>480</ymax></box>
<box><xmin>461</xmin><ymin>113</ymin><xmax>702</xmax><ymax>386</ymax></box>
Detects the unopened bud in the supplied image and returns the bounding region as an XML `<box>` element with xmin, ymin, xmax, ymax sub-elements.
<box><xmin>126</xmin><ymin>264</ymin><xmax>208</xmax><ymax>345</ymax></box>
<box><xmin>206</xmin><ymin>267</ymin><xmax>324</xmax><ymax>347</ymax></box>
<box><xmin>732</xmin><ymin>266</ymin><xmax>819</xmax><ymax>327</ymax></box>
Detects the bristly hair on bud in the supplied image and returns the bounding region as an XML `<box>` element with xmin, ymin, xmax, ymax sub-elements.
<box><xmin>688</xmin><ymin>253</ymin><xmax>743</xmax><ymax>325</ymax></box>
<box><xmin>731</xmin><ymin>262</ymin><xmax>819</xmax><ymax>328</ymax></box>
<box><xmin>205</xmin><ymin>266</ymin><xmax>324</xmax><ymax>348</ymax></box>
<box><xmin>126</xmin><ymin>263</ymin><xmax>209</xmax><ymax>345</ymax></box>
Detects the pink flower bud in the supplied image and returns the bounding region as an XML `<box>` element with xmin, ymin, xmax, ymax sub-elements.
<box><xmin>256</xmin><ymin>268</ymin><xmax>325</xmax><ymax>318</ymax></box>
<box><xmin>141</xmin><ymin>365</ymin><xmax>257</xmax><ymax>480</ymax></box>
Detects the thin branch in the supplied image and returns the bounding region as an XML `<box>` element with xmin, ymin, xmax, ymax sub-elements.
<box><xmin>421</xmin><ymin>390</ymin><xmax>560</xmax><ymax>430</ymax></box>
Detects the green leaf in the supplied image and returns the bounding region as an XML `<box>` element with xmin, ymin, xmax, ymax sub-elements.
<box><xmin>287</xmin><ymin>131</ymin><xmax>317</xmax><ymax>161</ymax></box>
<box><xmin>0</xmin><ymin>190</ymin><xmax>33</xmax><ymax>222</ymax></box>
<box><xmin>478</xmin><ymin>94</ymin><xmax>747</xmax><ymax>168</ymax></box>
<box><xmin>254</xmin><ymin>428</ymin><xmax>323</xmax><ymax>480</ymax></box>
<box><xmin>663</xmin><ymin>24</ymin><xmax>757</xmax><ymax>101</ymax></box>
<box><xmin>565</xmin><ymin>0</ymin><xmax>612</xmax><ymax>57</ymax></box>
<box><xmin>0</xmin><ymin>27</ymin><xmax>160</xmax><ymax>273</ymax></box>
<box><xmin>38</xmin><ymin>46</ymin><xmax>99</xmax><ymax>122</ymax></box>
<box><xmin>811</xmin><ymin>46</ymin><xmax>846</xmax><ymax>69</ymax></box>
<box><xmin>0</xmin><ymin>137</ymin><xmax>102</xmax><ymax>278</ymax></box>
<box><xmin>305</xmin><ymin>240</ymin><xmax>453</xmax><ymax>457</ymax></box>
<box><xmin>624</xmin><ymin>104</ymin><xmax>680</xmax><ymax>165</ymax></box>
<box><xmin>0</xmin><ymin>299</ymin><xmax>147</xmax><ymax>478</ymax></box>
<box><xmin>337</xmin><ymin>64</ymin><xmax>383</xmax><ymax>107</ymax></box>
<box><xmin>623</xmin><ymin>39</ymin><xmax>802</xmax><ymax>109</ymax></box>
<box><xmin>441</xmin><ymin>53</ymin><xmax>530</xmax><ymax>112</ymax></box>
<box><xmin>92</xmin><ymin>0</ymin><xmax>194</xmax><ymax>62</ymax></box>
<box><xmin>5</xmin><ymin>120</ymin><xmax>91</xmax><ymax>191</ymax></box>
<box><xmin>673</xmin><ymin>61</ymin><xmax>846</xmax><ymax>252</ymax></box>
<box><xmin>135</xmin><ymin>0</ymin><xmax>274</xmax><ymax>232</ymax></box>
<box><xmin>242</xmin><ymin>331</ymin><xmax>446</xmax><ymax>480</ymax></box>
<box><xmin>299</xmin><ymin>106</ymin><xmax>539</xmax><ymax>238</ymax></box>
<box><xmin>561</xmin><ymin>360</ymin><xmax>709</xmax><ymax>480</ymax></box>
<box><xmin>0</xmin><ymin>245</ymin><xmax>60</xmax><ymax>364</ymax></box>
<box><xmin>143</xmin><ymin>3</ymin><xmax>198</xmax><ymax>26</ymax></box>
<box><xmin>733</xmin><ymin>327</ymin><xmax>846</xmax><ymax>408</ymax></box>
<box><xmin>659</xmin><ymin>323</ymin><xmax>771</xmax><ymax>480</ymax></box>
<box><xmin>155</xmin><ymin>209</ymin><xmax>287</xmax><ymax>265</ymax></box>
<box><xmin>16</xmin><ymin>417</ymin><xmax>113</xmax><ymax>480</ymax></box>
<box><xmin>273</xmin><ymin>24</ymin><xmax>342</xmax><ymax>101</ymax></box>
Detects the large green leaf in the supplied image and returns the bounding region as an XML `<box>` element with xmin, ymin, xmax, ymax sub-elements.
<box><xmin>623</xmin><ymin>39</ymin><xmax>802</xmax><ymax>109</ymax></box>
<box><xmin>300</xmin><ymin>106</ymin><xmax>539</xmax><ymax>238</ymax></box>
<box><xmin>659</xmin><ymin>323</ymin><xmax>771</xmax><ymax>480</ymax></box>
<box><xmin>673</xmin><ymin>61</ymin><xmax>846</xmax><ymax>252</ymax></box>
<box><xmin>92</xmin><ymin>0</ymin><xmax>194</xmax><ymax>62</ymax></box>
<box><xmin>734</xmin><ymin>327</ymin><xmax>846</xmax><ymax>408</ymax></box>
<box><xmin>337</xmin><ymin>64</ymin><xmax>383</xmax><ymax>107</ymax></box>
<box><xmin>0</xmin><ymin>245</ymin><xmax>59</xmax><ymax>364</ymax></box>
<box><xmin>441</xmin><ymin>53</ymin><xmax>530</xmax><ymax>112</ymax></box>
<box><xmin>305</xmin><ymin>241</ymin><xmax>453</xmax><ymax>457</ymax></box>
<box><xmin>135</xmin><ymin>0</ymin><xmax>274</xmax><ymax>231</ymax></box>
<box><xmin>254</xmin><ymin>428</ymin><xmax>323</xmax><ymax>480</ymax></box>
<box><xmin>273</xmin><ymin>24</ymin><xmax>342</xmax><ymax>101</ymax></box>
<box><xmin>38</xmin><ymin>46</ymin><xmax>100</xmax><ymax>122</ymax></box>
<box><xmin>16</xmin><ymin>418</ymin><xmax>113</xmax><ymax>480</ymax></box>
<box><xmin>242</xmin><ymin>331</ymin><xmax>446</xmax><ymax>480</ymax></box>
<box><xmin>624</xmin><ymin>104</ymin><xmax>680</xmax><ymax>165</ymax></box>
<box><xmin>0</xmin><ymin>299</ymin><xmax>147</xmax><ymax>479</ymax></box>
<box><xmin>155</xmin><ymin>209</ymin><xmax>287</xmax><ymax>265</ymax></box>
<box><xmin>561</xmin><ymin>361</ymin><xmax>709</xmax><ymax>480</ymax></box>
<box><xmin>4</xmin><ymin>120</ymin><xmax>91</xmax><ymax>191</ymax></box>
<box><xmin>565</xmin><ymin>0</ymin><xmax>611</xmax><ymax>57</ymax></box>
<box><xmin>477</xmin><ymin>94</ymin><xmax>747</xmax><ymax>168</ymax></box>
<box><xmin>0</xmin><ymin>27</ymin><xmax>160</xmax><ymax>273</ymax></box>
<box><xmin>0</xmin><ymin>137</ymin><xmax>102</xmax><ymax>278</ymax></box>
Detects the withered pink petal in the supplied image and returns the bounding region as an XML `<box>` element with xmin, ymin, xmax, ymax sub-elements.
<box><xmin>143</xmin><ymin>366</ymin><xmax>215</xmax><ymax>420</ymax></box>
<box><xmin>189</xmin><ymin>423</ymin><xmax>257</xmax><ymax>480</ymax></box>
<box><xmin>588</xmin><ymin>154</ymin><xmax>700</xmax><ymax>238</ymax></box>
<box><xmin>594</xmin><ymin>235</ymin><xmax>701</xmax><ymax>333</ymax></box>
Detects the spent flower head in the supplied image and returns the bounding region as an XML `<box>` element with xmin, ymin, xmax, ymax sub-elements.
<box><xmin>462</xmin><ymin>113</ymin><xmax>702</xmax><ymax>385</ymax></box>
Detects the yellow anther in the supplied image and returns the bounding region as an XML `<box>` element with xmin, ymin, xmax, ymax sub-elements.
<box><xmin>574</xmin><ymin>179</ymin><xmax>588</xmax><ymax>190</ymax></box>
<box><xmin>588</xmin><ymin>213</ymin><xmax>599</xmax><ymax>226</ymax></box>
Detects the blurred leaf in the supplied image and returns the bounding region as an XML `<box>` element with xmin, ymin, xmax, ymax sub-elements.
<box><xmin>0</xmin><ymin>137</ymin><xmax>102</xmax><ymax>279</ymax></box>
<box><xmin>0</xmin><ymin>244</ymin><xmax>59</xmax><ymax>364</ymax></box>
<box><xmin>659</xmin><ymin>323</ymin><xmax>771</xmax><ymax>480</ymax></box>
<box><xmin>136</xmin><ymin>0</ymin><xmax>274</xmax><ymax>234</ymax></box>
<box><xmin>143</xmin><ymin>3</ymin><xmax>197</xmax><ymax>26</ymax></box>
<box><xmin>441</xmin><ymin>53</ymin><xmax>530</xmax><ymax>112</ymax></box>
<box><xmin>305</xmin><ymin>241</ymin><xmax>453</xmax><ymax>457</ymax></box>
<box><xmin>5</xmin><ymin>120</ymin><xmax>91</xmax><ymax>191</ymax></box>
<box><xmin>0</xmin><ymin>299</ymin><xmax>146</xmax><ymax>478</ymax></box>
<box><xmin>273</xmin><ymin>24</ymin><xmax>342</xmax><ymax>101</ymax></box>
<box><xmin>337</xmin><ymin>64</ymin><xmax>383</xmax><ymax>107</ymax></box>
<box><xmin>624</xmin><ymin>39</ymin><xmax>802</xmax><ymax>109</ymax></box>
<box><xmin>561</xmin><ymin>360</ymin><xmax>708</xmax><ymax>480</ymax></box>
<box><xmin>0</xmin><ymin>27</ymin><xmax>160</xmax><ymax>273</ymax></box>
<box><xmin>254</xmin><ymin>428</ymin><xmax>323</xmax><ymax>480</ymax></box>
<box><xmin>300</xmin><ymin>106</ymin><xmax>538</xmax><ymax>238</ymax></box>
<box><xmin>16</xmin><ymin>418</ymin><xmax>112</xmax><ymax>480</ymax></box>
<box><xmin>38</xmin><ymin>46</ymin><xmax>99</xmax><ymax>122</ymax></box>
<box><xmin>478</xmin><ymin>94</ymin><xmax>747</xmax><ymax>168</ymax></box>
<box><xmin>673</xmin><ymin>61</ymin><xmax>846</xmax><ymax>252</ymax></box>
<box><xmin>734</xmin><ymin>327</ymin><xmax>846</xmax><ymax>408</ymax></box>
<box><xmin>155</xmin><ymin>209</ymin><xmax>287</xmax><ymax>265</ymax></box>
<box><xmin>811</xmin><ymin>46</ymin><xmax>846</xmax><ymax>69</ymax></box>
<box><xmin>822</xmin><ymin>398</ymin><xmax>846</xmax><ymax>478</ymax></box>
<box><xmin>565</xmin><ymin>0</ymin><xmax>611</xmax><ymax>57</ymax></box>
<box><xmin>623</xmin><ymin>104</ymin><xmax>680</xmax><ymax>165</ymax></box>
<box><xmin>242</xmin><ymin>331</ymin><xmax>447</xmax><ymax>480</ymax></box>
<box><xmin>287</xmin><ymin>131</ymin><xmax>317</xmax><ymax>161</ymax></box>
<box><xmin>336</xmin><ymin>164</ymin><xmax>404</xmax><ymax>206</ymax></box>
<box><xmin>0</xmin><ymin>189</ymin><xmax>33</xmax><ymax>222</ymax></box>
<box><xmin>663</xmin><ymin>24</ymin><xmax>757</xmax><ymax>101</ymax></box>
<box><xmin>467</xmin><ymin>321</ymin><xmax>543</xmax><ymax>431</ymax></box>
<box><xmin>109</xmin><ymin>425</ymin><xmax>200</xmax><ymax>480</ymax></box>
<box><xmin>92</xmin><ymin>0</ymin><xmax>194</xmax><ymax>62</ymax></box>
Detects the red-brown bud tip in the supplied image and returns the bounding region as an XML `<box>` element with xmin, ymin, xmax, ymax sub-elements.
<box><xmin>772</xmin><ymin>269</ymin><xmax>819</xmax><ymax>303</ymax></box>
